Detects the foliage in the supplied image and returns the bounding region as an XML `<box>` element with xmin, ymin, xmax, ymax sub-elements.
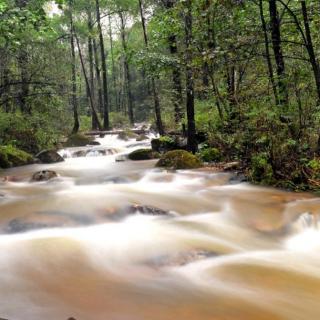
<box><xmin>198</xmin><ymin>147</ymin><xmax>221</xmax><ymax>163</ymax></box>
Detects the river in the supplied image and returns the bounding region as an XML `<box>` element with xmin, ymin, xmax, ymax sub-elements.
<box><xmin>0</xmin><ymin>133</ymin><xmax>320</xmax><ymax>320</ymax></box>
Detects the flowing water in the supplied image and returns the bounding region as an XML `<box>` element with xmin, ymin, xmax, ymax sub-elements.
<box><xmin>1</xmin><ymin>134</ymin><xmax>320</xmax><ymax>320</ymax></box>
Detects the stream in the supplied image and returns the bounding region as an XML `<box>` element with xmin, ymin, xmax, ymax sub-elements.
<box><xmin>0</xmin><ymin>133</ymin><xmax>320</xmax><ymax>320</ymax></box>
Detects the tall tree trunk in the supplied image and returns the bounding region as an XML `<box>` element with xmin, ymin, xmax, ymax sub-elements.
<box><xmin>259</xmin><ymin>0</ymin><xmax>279</xmax><ymax>105</ymax></box>
<box><xmin>269</xmin><ymin>0</ymin><xmax>288</xmax><ymax>106</ymax></box>
<box><xmin>184</xmin><ymin>0</ymin><xmax>197</xmax><ymax>153</ymax></box>
<box><xmin>163</xmin><ymin>0</ymin><xmax>184</xmax><ymax>124</ymax></box>
<box><xmin>93</xmin><ymin>38</ymin><xmax>103</xmax><ymax>116</ymax></box>
<box><xmin>108</xmin><ymin>15</ymin><xmax>120</xmax><ymax>112</ymax></box>
<box><xmin>95</xmin><ymin>0</ymin><xmax>110</xmax><ymax>130</ymax></box>
<box><xmin>119</xmin><ymin>12</ymin><xmax>134</xmax><ymax>125</ymax></box>
<box><xmin>75</xmin><ymin>34</ymin><xmax>102</xmax><ymax>131</ymax></box>
<box><xmin>69</xmin><ymin>0</ymin><xmax>80</xmax><ymax>134</ymax></box>
<box><xmin>138</xmin><ymin>0</ymin><xmax>164</xmax><ymax>135</ymax></box>
<box><xmin>301</xmin><ymin>1</ymin><xmax>320</xmax><ymax>103</ymax></box>
<box><xmin>87</xmin><ymin>9</ymin><xmax>98</xmax><ymax>130</ymax></box>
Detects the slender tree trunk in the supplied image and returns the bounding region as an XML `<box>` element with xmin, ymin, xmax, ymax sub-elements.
<box><xmin>184</xmin><ymin>0</ymin><xmax>197</xmax><ymax>153</ymax></box>
<box><xmin>259</xmin><ymin>0</ymin><xmax>279</xmax><ymax>105</ymax></box>
<box><xmin>75</xmin><ymin>34</ymin><xmax>102</xmax><ymax>131</ymax></box>
<box><xmin>69</xmin><ymin>0</ymin><xmax>80</xmax><ymax>134</ymax></box>
<box><xmin>163</xmin><ymin>0</ymin><xmax>184</xmax><ymax>124</ymax></box>
<box><xmin>108</xmin><ymin>15</ymin><xmax>120</xmax><ymax>112</ymax></box>
<box><xmin>119</xmin><ymin>12</ymin><xmax>134</xmax><ymax>125</ymax></box>
<box><xmin>269</xmin><ymin>0</ymin><xmax>288</xmax><ymax>106</ymax></box>
<box><xmin>93</xmin><ymin>38</ymin><xmax>103</xmax><ymax>116</ymax></box>
<box><xmin>301</xmin><ymin>1</ymin><xmax>320</xmax><ymax>103</ymax></box>
<box><xmin>87</xmin><ymin>9</ymin><xmax>98</xmax><ymax>130</ymax></box>
<box><xmin>95</xmin><ymin>0</ymin><xmax>110</xmax><ymax>130</ymax></box>
<box><xmin>138</xmin><ymin>0</ymin><xmax>164</xmax><ymax>135</ymax></box>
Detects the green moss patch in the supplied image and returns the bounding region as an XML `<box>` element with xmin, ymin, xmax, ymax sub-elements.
<box><xmin>128</xmin><ymin>149</ymin><xmax>160</xmax><ymax>161</ymax></box>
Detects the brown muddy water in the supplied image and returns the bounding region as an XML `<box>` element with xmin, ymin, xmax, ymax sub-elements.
<box><xmin>0</xmin><ymin>134</ymin><xmax>320</xmax><ymax>320</ymax></box>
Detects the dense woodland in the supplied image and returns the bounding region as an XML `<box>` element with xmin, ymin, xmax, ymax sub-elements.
<box><xmin>1</xmin><ymin>0</ymin><xmax>320</xmax><ymax>191</ymax></box>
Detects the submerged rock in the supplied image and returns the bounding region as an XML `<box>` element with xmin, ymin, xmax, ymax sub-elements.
<box><xmin>156</xmin><ymin>150</ymin><xmax>202</xmax><ymax>170</ymax></box>
<box><xmin>136</xmin><ymin>134</ymin><xmax>149</xmax><ymax>141</ymax></box>
<box><xmin>35</xmin><ymin>150</ymin><xmax>64</xmax><ymax>164</ymax></box>
<box><xmin>31</xmin><ymin>170</ymin><xmax>58</xmax><ymax>182</ymax></box>
<box><xmin>128</xmin><ymin>149</ymin><xmax>160</xmax><ymax>161</ymax></box>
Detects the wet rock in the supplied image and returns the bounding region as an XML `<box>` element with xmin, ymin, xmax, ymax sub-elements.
<box><xmin>118</xmin><ymin>131</ymin><xmax>138</xmax><ymax>141</ymax></box>
<box><xmin>31</xmin><ymin>170</ymin><xmax>58</xmax><ymax>182</ymax></box>
<box><xmin>6</xmin><ymin>219</ymin><xmax>53</xmax><ymax>234</ymax></box>
<box><xmin>115</xmin><ymin>154</ymin><xmax>128</xmax><ymax>162</ymax></box>
<box><xmin>136</xmin><ymin>134</ymin><xmax>149</xmax><ymax>141</ymax></box>
<box><xmin>103</xmin><ymin>204</ymin><xmax>172</xmax><ymax>221</ymax></box>
<box><xmin>128</xmin><ymin>204</ymin><xmax>171</xmax><ymax>216</ymax></box>
<box><xmin>64</xmin><ymin>133</ymin><xmax>97</xmax><ymax>147</ymax></box>
<box><xmin>128</xmin><ymin>149</ymin><xmax>160</xmax><ymax>161</ymax></box>
<box><xmin>88</xmin><ymin>141</ymin><xmax>101</xmax><ymax>146</ymax></box>
<box><xmin>35</xmin><ymin>150</ymin><xmax>64</xmax><ymax>164</ymax></box>
<box><xmin>156</xmin><ymin>150</ymin><xmax>202</xmax><ymax>170</ymax></box>
<box><xmin>73</xmin><ymin>150</ymin><xmax>87</xmax><ymax>158</ymax></box>
<box><xmin>147</xmin><ymin>250</ymin><xmax>216</xmax><ymax>268</ymax></box>
<box><xmin>223</xmin><ymin>161</ymin><xmax>241</xmax><ymax>171</ymax></box>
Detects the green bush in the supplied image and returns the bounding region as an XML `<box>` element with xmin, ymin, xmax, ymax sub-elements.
<box><xmin>249</xmin><ymin>153</ymin><xmax>275</xmax><ymax>184</ymax></box>
<box><xmin>198</xmin><ymin>147</ymin><xmax>221</xmax><ymax>162</ymax></box>
<box><xmin>156</xmin><ymin>150</ymin><xmax>202</xmax><ymax>169</ymax></box>
<box><xmin>151</xmin><ymin>136</ymin><xmax>176</xmax><ymax>152</ymax></box>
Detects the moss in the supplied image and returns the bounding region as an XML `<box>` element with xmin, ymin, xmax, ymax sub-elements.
<box><xmin>156</xmin><ymin>150</ymin><xmax>202</xmax><ymax>169</ymax></box>
<box><xmin>0</xmin><ymin>145</ymin><xmax>34</xmax><ymax>168</ymax></box>
<box><xmin>198</xmin><ymin>147</ymin><xmax>221</xmax><ymax>162</ymax></box>
<box><xmin>128</xmin><ymin>149</ymin><xmax>160</xmax><ymax>161</ymax></box>
<box><xmin>64</xmin><ymin>133</ymin><xmax>96</xmax><ymax>147</ymax></box>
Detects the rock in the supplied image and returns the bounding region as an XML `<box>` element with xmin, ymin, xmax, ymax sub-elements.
<box><xmin>115</xmin><ymin>154</ymin><xmax>128</xmax><ymax>162</ymax></box>
<box><xmin>147</xmin><ymin>250</ymin><xmax>216</xmax><ymax>268</ymax></box>
<box><xmin>127</xmin><ymin>204</ymin><xmax>170</xmax><ymax>216</ymax></box>
<box><xmin>156</xmin><ymin>150</ymin><xmax>202</xmax><ymax>170</ymax></box>
<box><xmin>64</xmin><ymin>133</ymin><xmax>97</xmax><ymax>147</ymax></box>
<box><xmin>88</xmin><ymin>141</ymin><xmax>101</xmax><ymax>146</ymax></box>
<box><xmin>35</xmin><ymin>150</ymin><xmax>64</xmax><ymax>164</ymax></box>
<box><xmin>128</xmin><ymin>149</ymin><xmax>160</xmax><ymax>161</ymax></box>
<box><xmin>0</xmin><ymin>145</ymin><xmax>34</xmax><ymax>169</ymax></box>
<box><xmin>73</xmin><ymin>150</ymin><xmax>87</xmax><ymax>158</ymax></box>
<box><xmin>31</xmin><ymin>170</ymin><xmax>58</xmax><ymax>182</ymax></box>
<box><xmin>151</xmin><ymin>136</ymin><xmax>177</xmax><ymax>153</ymax></box>
<box><xmin>103</xmin><ymin>204</ymin><xmax>172</xmax><ymax>221</ymax></box>
<box><xmin>223</xmin><ymin>161</ymin><xmax>240</xmax><ymax>171</ymax></box>
<box><xmin>117</xmin><ymin>131</ymin><xmax>138</xmax><ymax>141</ymax></box>
<box><xmin>136</xmin><ymin>134</ymin><xmax>149</xmax><ymax>141</ymax></box>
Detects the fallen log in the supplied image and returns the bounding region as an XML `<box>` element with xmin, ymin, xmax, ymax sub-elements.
<box><xmin>84</xmin><ymin>129</ymin><xmax>147</xmax><ymax>136</ymax></box>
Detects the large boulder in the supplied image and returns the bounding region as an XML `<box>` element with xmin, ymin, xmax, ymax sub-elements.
<box><xmin>31</xmin><ymin>170</ymin><xmax>58</xmax><ymax>182</ymax></box>
<box><xmin>128</xmin><ymin>149</ymin><xmax>160</xmax><ymax>161</ymax></box>
<box><xmin>156</xmin><ymin>150</ymin><xmax>202</xmax><ymax>170</ymax></box>
<box><xmin>0</xmin><ymin>145</ymin><xmax>34</xmax><ymax>169</ymax></box>
<box><xmin>63</xmin><ymin>133</ymin><xmax>100</xmax><ymax>147</ymax></box>
<box><xmin>36</xmin><ymin>150</ymin><xmax>64</xmax><ymax>164</ymax></box>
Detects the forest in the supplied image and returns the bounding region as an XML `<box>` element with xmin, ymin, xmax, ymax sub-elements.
<box><xmin>1</xmin><ymin>0</ymin><xmax>320</xmax><ymax>191</ymax></box>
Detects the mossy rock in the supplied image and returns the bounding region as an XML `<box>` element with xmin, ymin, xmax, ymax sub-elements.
<box><xmin>156</xmin><ymin>150</ymin><xmax>202</xmax><ymax>170</ymax></box>
<box><xmin>128</xmin><ymin>149</ymin><xmax>160</xmax><ymax>161</ymax></box>
<box><xmin>151</xmin><ymin>136</ymin><xmax>177</xmax><ymax>152</ymax></box>
<box><xmin>0</xmin><ymin>145</ymin><xmax>34</xmax><ymax>169</ymax></box>
<box><xmin>118</xmin><ymin>131</ymin><xmax>138</xmax><ymax>141</ymax></box>
<box><xmin>64</xmin><ymin>133</ymin><xmax>98</xmax><ymax>147</ymax></box>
